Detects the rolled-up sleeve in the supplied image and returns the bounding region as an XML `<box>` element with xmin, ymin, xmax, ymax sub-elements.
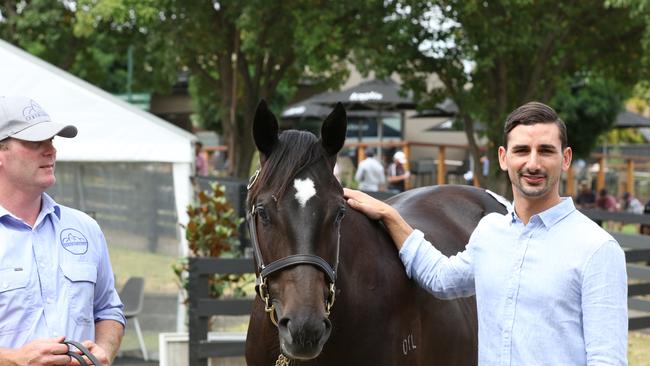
<box><xmin>93</xmin><ymin>231</ymin><xmax>125</xmax><ymax>326</ymax></box>
<box><xmin>582</xmin><ymin>240</ymin><xmax>627</xmax><ymax>365</ymax></box>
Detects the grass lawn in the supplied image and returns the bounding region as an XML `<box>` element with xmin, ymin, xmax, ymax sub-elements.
<box><xmin>109</xmin><ymin>244</ymin><xmax>179</xmax><ymax>293</ymax></box>
<box><xmin>630</xmin><ymin>331</ymin><xmax>650</xmax><ymax>365</ymax></box>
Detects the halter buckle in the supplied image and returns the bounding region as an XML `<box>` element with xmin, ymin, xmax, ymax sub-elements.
<box><xmin>258</xmin><ymin>277</ymin><xmax>279</xmax><ymax>326</ymax></box>
<box><xmin>325</xmin><ymin>282</ymin><xmax>336</xmax><ymax>316</ymax></box>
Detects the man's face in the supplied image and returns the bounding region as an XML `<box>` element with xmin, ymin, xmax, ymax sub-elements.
<box><xmin>0</xmin><ymin>138</ymin><xmax>57</xmax><ymax>194</ymax></box>
<box><xmin>498</xmin><ymin>123</ymin><xmax>571</xmax><ymax>202</ymax></box>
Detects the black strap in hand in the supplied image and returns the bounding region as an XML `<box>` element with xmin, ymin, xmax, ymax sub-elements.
<box><xmin>63</xmin><ymin>339</ymin><xmax>102</xmax><ymax>366</ymax></box>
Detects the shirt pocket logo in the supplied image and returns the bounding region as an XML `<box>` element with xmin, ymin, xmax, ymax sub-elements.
<box><xmin>59</xmin><ymin>228</ymin><xmax>89</xmax><ymax>255</ymax></box>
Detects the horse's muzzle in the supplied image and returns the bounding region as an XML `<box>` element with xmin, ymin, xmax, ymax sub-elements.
<box><xmin>277</xmin><ymin>313</ymin><xmax>332</xmax><ymax>360</ymax></box>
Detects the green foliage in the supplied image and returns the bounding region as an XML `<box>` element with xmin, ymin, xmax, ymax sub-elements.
<box><xmin>174</xmin><ymin>182</ymin><xmax>250</xmax><ymax>299</ymax></box>
<box><xmin>553</xmin><ymin>74</ymin><xmax>627</xmax><ymax>159</ymax></box>
<box><xmin>358</xmin><ymin>0</ymin><xmax>646</xmax><ymax>192</ymax></box>
<box><xmin>72</xmin><ymin>0</ymin><xmax>387</xmax><ymax>178</ymax></box>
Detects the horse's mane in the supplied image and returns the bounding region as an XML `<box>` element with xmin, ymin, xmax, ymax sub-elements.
<box><xmin>248</xmin><ymin>130</ymin><xmax>336</xmax><ymax>206</ymax></box>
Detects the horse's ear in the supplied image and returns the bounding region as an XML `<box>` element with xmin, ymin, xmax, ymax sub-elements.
<box><xmin>320</xmin><ymin>102</ymin><xmax>347</xmax><ymax>156</ymax></box>
<box><xmin>253</xmin><ymin>99</ymin><xmax>279</xmax><ymax>162</ymax></box>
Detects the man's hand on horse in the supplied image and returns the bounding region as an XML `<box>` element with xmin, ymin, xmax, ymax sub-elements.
<box><xmin>343</xmin><ymin>188</ymin><xmax>391</xmax><ymax>220</ymax></box>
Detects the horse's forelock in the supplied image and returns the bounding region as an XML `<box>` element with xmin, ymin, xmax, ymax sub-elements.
<box><xmin>248</xmin><ymin>130</ymin><xmax>333</xmax><ymax>206</ymax></box>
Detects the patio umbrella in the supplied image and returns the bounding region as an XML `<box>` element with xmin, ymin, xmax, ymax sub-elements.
<box><xmin>282</xmin><ymin>100</ymin><xmax>332</xmax><ymax>122</ymax></box>
<box><xmin>615</xmin><ymin>110</ymin><xmax>650</xmax><ymax>128</ymax></box>
<box><xmin>310</xmin><ymin>79</ymin><xmax>417</xmax><ymax>157</ymax></box>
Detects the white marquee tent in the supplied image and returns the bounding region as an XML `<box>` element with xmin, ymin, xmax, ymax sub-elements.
<box><xmin>0</xmin><ymin>39</ymin><xmax>196</xmax><ymax>260</ymax></box>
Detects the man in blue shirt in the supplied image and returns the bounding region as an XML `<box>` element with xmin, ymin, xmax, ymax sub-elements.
<box><xmin>344</xmin><ymin>101</ymin><xmax>627</xmax><ymax>365</ymax></box>
<box><xmin>0</xmin><ymin>96</ymin><xmax>125</xmax><ymax>365</ymax></box>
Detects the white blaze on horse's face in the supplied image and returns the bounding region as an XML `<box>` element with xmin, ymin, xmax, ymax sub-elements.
<box><xmin>294</xmin><ymin>178</ymin><xmax>316</xmax><ymax>208</ymax></box>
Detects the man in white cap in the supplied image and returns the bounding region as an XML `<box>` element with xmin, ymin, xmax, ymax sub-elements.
<box><xmin>0</xmin><ymin>96</ymin><xmax>124</xmax><ymax>365</ymax></box>
<box><xmin>387</xmin><ymin>150</ymin><xmax>410</xmax><ymax>193</ymax></box>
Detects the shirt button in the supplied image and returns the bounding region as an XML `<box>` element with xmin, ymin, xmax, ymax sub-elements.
<box><xmin>1</xmin><ymin>283</ymin><xmax>7</xmax><ymax>289</ymax></box>
<box><xmin>47</xmin><ymin>297</ymin><xmax>54</xmax><ymax>304</ymax></box>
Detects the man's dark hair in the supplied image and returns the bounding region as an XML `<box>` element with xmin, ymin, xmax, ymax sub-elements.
<box><xmin>503</xmin><ymin>101</ymin><xmax>568</xmax><ymax>149</ymax></box>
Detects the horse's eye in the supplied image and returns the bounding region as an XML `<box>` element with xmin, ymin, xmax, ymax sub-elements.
<box><xmin>256</xmin><ymin>204</ymin><xmax>270</xmax><ymax>224</ymax></box>
<box><xmin>335</xmin><ymin>206</ymin><xmax>346</xmax><ymax>225</ymax></box>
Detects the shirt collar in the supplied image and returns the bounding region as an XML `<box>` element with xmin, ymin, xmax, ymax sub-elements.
<box><xmin>40</xmin><ymin>193</ymin><xmax>61</xmax><ymax>221</ymax></box>
<box><xmin>0</xmin><ymin>193</ymin><xmax>61</xmax><ymax>226</ymax></box>
<box><xmin>510</xmin><ymin>197</ymin><xmax>575</xmax><ymax>228</ymax></box>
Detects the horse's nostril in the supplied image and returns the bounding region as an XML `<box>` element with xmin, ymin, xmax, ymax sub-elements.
<box><xmin>323</xmin><ymin>318</ymin><xmax>332</xmax><ymax>332</ymax></box>
<box><xmin>278</xmin><ymin>317</ymin><xmax>290</xmax><ymax>330</ymax></box>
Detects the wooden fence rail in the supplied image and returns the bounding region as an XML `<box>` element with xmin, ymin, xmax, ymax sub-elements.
<box><xmin>581</xmin><ymin>209</ymin><xmax>650</xmax><ymax>331</ymax></box>
<box><xmin>188</xmin><ymin>257</ymin><xmax>254</xmax><ymax>366</ymax></box>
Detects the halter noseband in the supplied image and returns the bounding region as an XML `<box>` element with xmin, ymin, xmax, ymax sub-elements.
<box><xmin>247</xmin><ymin>169</ymin><xmax>339</xmax><ymax>326</ymax></box>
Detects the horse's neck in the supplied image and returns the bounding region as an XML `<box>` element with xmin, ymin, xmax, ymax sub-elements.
<box><xmin>339</xmin><ymin>211</ymin><xmax>402</xmax><ymax>275</ymax></box>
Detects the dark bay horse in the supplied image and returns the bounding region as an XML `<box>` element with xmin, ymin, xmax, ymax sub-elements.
<box><xmin>245</xmin><ymin>101</ymin><xmax>508</xmax><ymax>365</ymax></box>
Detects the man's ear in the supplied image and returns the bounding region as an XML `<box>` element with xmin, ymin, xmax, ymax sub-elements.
<box><xmin>498</xmin><ymin>146</ymin><xmax>508</xmax><ymax>171</ymax></box>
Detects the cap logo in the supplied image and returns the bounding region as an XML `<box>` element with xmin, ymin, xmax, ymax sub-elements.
<box><xmin>22</xmin><ymin>100</ymin><xmax>49</xmax><ymax>121</ymax></box>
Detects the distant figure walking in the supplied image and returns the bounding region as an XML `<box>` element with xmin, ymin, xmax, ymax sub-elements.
<box><xmin>354</xmin><ymin>148</ymin><xmax>385</xmax><ymax>192</ymax></box>
<box><xmin>574</xmin><ymin>182</ymin><xmax>596</xmax><ymax>209</ymax></box>
<box><xmin>387</xmin><ymin>150</ymin><xmax>410</xmax><ymax>193</ymax></box>
<box><xmin>194</xmin><ymin>141</ymin><xmax>208</xmax><ymax>176</ymax></box>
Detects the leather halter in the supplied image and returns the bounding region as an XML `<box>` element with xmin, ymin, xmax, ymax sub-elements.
<box><xmin>247</xmin><ymin>169</ymin><xmax>339</xmax><ymax>326</ymax></box>
<box><xmin>62</xmin><ymin>339</ymin><xmax>102</xmax><ymax>366</ymax></box>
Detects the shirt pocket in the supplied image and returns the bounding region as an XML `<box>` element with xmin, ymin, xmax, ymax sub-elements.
<box><xmin>60</xmin><ymin>262</ymin><xmax>97</xmax><ymax>327</ymax></box>
<box><xmin>0</xmin><ymin>267</ymin><xmax>34</xmax><ymax>334</ymax></box>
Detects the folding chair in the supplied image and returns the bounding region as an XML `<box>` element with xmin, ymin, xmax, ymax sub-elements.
<box><xmin>119</xmin><ymin>277</ymin><xmax>148</xmax><ymax>360</ymax></box>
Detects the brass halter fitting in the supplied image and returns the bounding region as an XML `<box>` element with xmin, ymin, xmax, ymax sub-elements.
<box><xmin>258</xmin><ymin>277</ymin><xmax>279</xmax><ymax>326</ymax></box>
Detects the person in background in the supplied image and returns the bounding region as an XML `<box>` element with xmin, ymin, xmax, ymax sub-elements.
<box><xmin>0</xmin><ymin>96</ymin><xmax>124</xmax><ymax>365</ymax></box>
<box><xmin>596</xmin><ymin>189</ymin><xmax>620</xmax><ymax>230</ymax></box>
<box><xmin>354</xmin><ymin>147</ymin><xmax>385</xmax><ymax>192</ymax></box>
<box><xmin>344</xmin><ymin>101</ymin><xmax>627</xmax><ymax>365</ymax></box>
<box><xmin>641</xmin><ymin>199</ymin><xmax>650</xmax><ymax>235</ymax></box>
<box><xmin>596</xmin><ymin>189</ymin><xmax>618</xmax><ymax>212</ymax></box>
<box><xmin>387</xmin><ymin>150</ymin><xmax>410</xmax><ymax>193</ymax></box>
<box><xmin>621</xmin><ymin>192</ymin><xmax>643</xmax><ymax>214</ymax></box>
<box><xmin>194</xmin><ymin>141</ymin><xmax>208</xmax><ymax>176</ymax></box>
<box><xmin>574</xmin><ymin>181</ymin><xmax>596</xmax><ymax>209</ymax></box>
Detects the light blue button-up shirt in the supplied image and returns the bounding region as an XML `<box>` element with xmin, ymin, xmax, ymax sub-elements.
<box><xmin>400</xmin><ymin>198</ymin><xmax>627</xmax><ymax>365</ymax></box>
<box><xmin>0</xmin><ymin>193</ymin><xmax>125</xmax><ymax>348</ymax></box>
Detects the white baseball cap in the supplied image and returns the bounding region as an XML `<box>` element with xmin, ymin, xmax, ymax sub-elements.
<box><xmin>0</xmin><ymin>96</ymin><xmax>77</xmax><ymax>141</ymax></box>
<box><xmin>393</xmin><ymin>151</ymin><xmax>407</xmax><ymax>164</ymax></box>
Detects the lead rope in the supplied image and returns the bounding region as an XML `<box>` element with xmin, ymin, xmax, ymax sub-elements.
<box><xmin>63</xmin><ymin>339</ymin><xmax>102</xmax><ymax>366</ymax></box>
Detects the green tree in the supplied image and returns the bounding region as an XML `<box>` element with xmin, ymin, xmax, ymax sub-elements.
<box><xmin>357</xmin><ymin>0</ymin><xmax>646</xmax><ymax>192</ymax></box>
<box><xmin>74</xmin><ymin>0</ymin><xmax>389</xmax><ymax>178</ymax></box>
<box><xmin>553</xmin><ymin>75</ymin><xmax>628</xmax><ymax>160</ymax></box>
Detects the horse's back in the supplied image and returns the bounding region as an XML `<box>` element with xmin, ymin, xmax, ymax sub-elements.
<box><xmin>389</xmin><ymin>185</ymin><xmax>508</xmax><ymax>254</ymax></box>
